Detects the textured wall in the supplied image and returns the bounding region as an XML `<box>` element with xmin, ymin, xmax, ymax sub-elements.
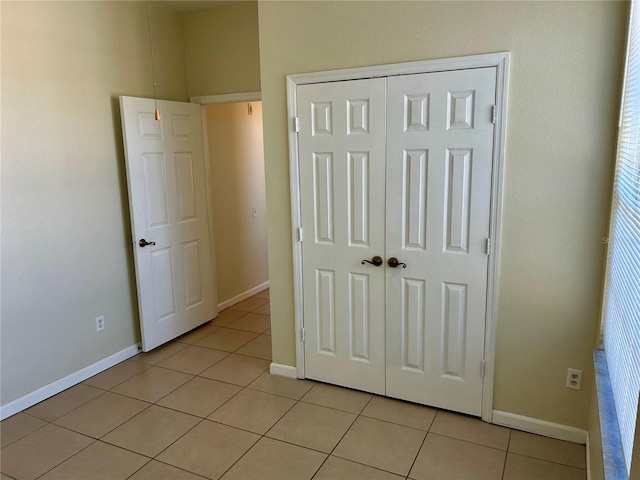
<box><xmin>184</xmin><ymin>2</ymin><xmax>261</xmax><ymax>97</ymax></box>
<box><xmin>258</xmin><ymin>0</ymin><xmax>627</xmax><ymax>428</ymax></box>
<box><xmin>1</xmin><ymin>1</ymin><xmax>188</xmax><ymax>405</ymax></box>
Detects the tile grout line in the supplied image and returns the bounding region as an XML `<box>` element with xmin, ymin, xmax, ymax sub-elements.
<box><xmin>125</xmin><ymin>317</ymin><xmax>275</xmax><ymax>479</ymax></box>
<box><xmin>199</xmin><ymin>374</ymin><xmax>305</xmax><ymax>479</ymax></box>
<box><xmin>402</xmin><ymin>409</ymin><xmax>433</xmax><ymax>480</ymax></box>
<box><xmin>310</xmin><ymin>393</ymin><xmax>376</xmax><ymax>479</ymax></box>
<box><xmin>501</xmin><ymin>429</ymin><xmax>512</xmax><ymax>480</ymax></box>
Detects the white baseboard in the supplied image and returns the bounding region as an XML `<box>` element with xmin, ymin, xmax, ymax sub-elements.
<box><xmin>492</xmin><ymin>410</ymin><xmax>588</xmax><ymax>444</ymax></box>
<box><xmin>218</xmin><ymin>281</ymin><xmax>269</xmax><ymax>311</ymax></box>
<box><xmin>270</xmin><ymin>363</ymin><xmax>297</xmax><ymax>379</ymax></box>
<box><xmin>0</xmin><ymin>344</ymin><xmax>141</xmax><ymax>420</ymax></box>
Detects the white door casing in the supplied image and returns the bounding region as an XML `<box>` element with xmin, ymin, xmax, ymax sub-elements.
<box><xmin>287</xmin><ymin>53</ymin><xmax>509</xmax><ymax>421</ymax></box>
<box><xmin>297</xmin><ymin>78</ymin><xmax>387</xmax><ymax>394</ymax></box>
<box><xmin>120</xmin><ymin>96</ymin><xmax>216</xmax><ymax>351</ymax></box>
<box><xmin>385</xmin><ymin>68</ymin><xmax>496</xmax><ymax>416</ymax></box>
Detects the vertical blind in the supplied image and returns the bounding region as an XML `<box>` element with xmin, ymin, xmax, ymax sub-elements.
<box><xmin>604</xmin><ymin>0</ymin><xmax>640</xmax><ymax>473</ymax></box>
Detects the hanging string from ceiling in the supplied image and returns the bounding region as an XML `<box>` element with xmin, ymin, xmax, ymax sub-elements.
<box><xmin>146</xmin><ymin>0</ymin><xmax>160</xmax><ymax>121</ymax></box>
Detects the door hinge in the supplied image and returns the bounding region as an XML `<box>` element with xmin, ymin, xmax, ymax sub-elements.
<box><xmin>300</xmin><ymin>328</ymin><xmax>306</xmax><ymax>342</ymax></box>
<box><xmin>486</xmin><ymin>238</ymin><xmax>491</xmax><ymax>255</ymax></box>
<box><xmin>294</xmin><ymin>117</ymin><xmax>300</xmax><ymax>133</ymax></box>
<box><xmin>481</xmin><ymin>360</ymin><xmax>486</xmax><ymax>376</ymax></box>
<box><xmin>297</xmin><ymin>227</ymin><xmax>304</xmax><ymax>242</ymax></box>
<box><xmin>491</xmin><ymin>105</ymin><xmax>497</xmax><ymax>124</ymax></box>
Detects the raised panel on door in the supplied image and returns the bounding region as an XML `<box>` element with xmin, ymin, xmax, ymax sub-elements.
<box><xmin>385</xmin><ymin>68</ymin><xmax>496</xmax><ymax>416</ymax></box>
<box><xmin>298</xmin><ymin>78</ymin><xmax>387</xmax><ymax>394</ymax></box>
<box><xmin>121</xmin><ymin>97</ymin><xmax>216</xmax><ymax>351</ymax></box>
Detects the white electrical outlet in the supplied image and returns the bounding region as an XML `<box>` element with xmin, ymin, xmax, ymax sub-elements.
<box><xmin>252</xmin><ymin>206</ymin><xmax>258</xmax><ymax>218</ymax></box>
<box><xmin>566</xmin><ymin>368</ymin><xmax>582</xmax><ymax>390</ymax></box>
<box><xmin>96</xmin><ymin>315</ymin><xmax>105</xmax><ymax>332</ymax></box>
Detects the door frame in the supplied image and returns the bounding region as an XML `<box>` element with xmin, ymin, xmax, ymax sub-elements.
<box><xmin>189</xmin><ymin>91</ymin><xmax>264</xmax><ymax>314</ymax></box>
<box><xmin>286</xmin><ymin>52</ymin><xmax>510</xmax><ymax>423</ymax></box>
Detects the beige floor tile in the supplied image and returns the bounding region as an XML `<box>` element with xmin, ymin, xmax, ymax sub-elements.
<box><xmin>209</xmin><ymin>388</ymin><xmax>295</xmax><ymax>434</ymax></box>
<box><xmin>158</xmin><ymin>377</ymin><xmax>241</xmax><ymax>417</ymax></box>
<box><xmin>0</xmin><ymin>424</ymin><xmax>93</xmax><ymax>480</ymax></box>
<box><xmin>228</xmin><ymin>297</ymin><xmax>269</xmax><ymax>312</ymax></box>
<box><xmin>301</xmin><ymin>383</ymin><xmax>372</xmax><ymax>414</ymax></box>
<box><xmin>111</xmin><ymin>366</ymin><xmax>193</xmax><ymax>403</ymax></box>
<box><xmin>157</xmin><ymin>345</ymin><xmax>228</xmax><ymax>374</ymax></box>
<box><xmin>361</xmin><ymin>396</ymin><xmax>436</xmax><ymax>430</ymax></box>
<box><xmin>200</xmin><ymin>354</ymin><xmax>270</xmax><ymax>386</ymax></box>
<box><xmin>157</xmin><ymin>420</ymin><xmax>259</xmax><ymax>479</ymax></box>
<box><xmin>267</xmin><ymin>402</ymin><xmax>356</xmax><ymax>453</ymax></box>
<box><xmin>333</xmin><ymin>416</ymin><xmax>426</xmax><ymax>476</ymax></box>
<box><xmin>264</xmin><ymin>329</ymin><xmax>271</xmax><ymax>336</ymax></box>
<box><xmin>248</xmin><ymin>371</ymin><xmax>315</xmax><ymax>399</ymax></box>
<box><xmin>211</xmin><ymin>309</ymin><xmax>247</xmax><ymax>326</ymax></box>
<box><xmin>195</xmin><ymin>328</ymin><xmax>258</xmax><ymax>352</ymax></box>
<box><xmin>132</xmin><ymin>342</ymin><xmax>188</xmax><ymax>365</ymax></box>
<box><xmin>102</xmin><ymin>405</ymin><xmax>200</xmax><ymax>457</ymax></box>
<box><xmin>314</xmin><ymin>456</ymin><xmax>404</xmax><ymax>480</ymax></box>
<box><xmin>129</xmin><ymin>460</ymin><xmax>208</xmax><ymax>479</ymax></box>
<box><xmin>220</xmin><ymin>437</ymin><xmax>326</xmax><ymax>480</ymax></box>
<box><xmin>253</xmin><ymin>289</ymin><xmax>270</xmax><ymax>300</ymax></box>
<box><xmin>53</xmin><ymin>392</ymin><xmax>149</xmax><ymax>438</ymax></box>
<box><xmin>39</xmin><ymin>441</ymin><xmax>148</xmax><ymax>480</ymax></box>
<box><xmin>0</xmin><ymin>413</ymin><xmax>47</xmax><ymax>448</ymax></box>
<box><xmin>430</xmin><ymin>411</ymin><xmax>510</xmax><ymax>449</ymax></box>
<box><xmin>503</xmin><ymin>452</ymin><xmax>586</xmax><ymax>480</ymax></box>
<box><xmin>175</xmin><ymin>322</ymin><xmax>221</xmax><ymax>344</ymax></box>
<box><xmin>509</xmin><ymin>430</ymin><xmax>586</xmax><ymax>468</ymax></box>
<box><xmin>235</xmin><ymin>335</ymin><xmax>272</xmax><ymax>360</ymax></box>
<box><xmin>25</xmin><ymin>384</ymin><xmax>104</xmax><ymax>422</ymax></box>
<box><xmin>83</xmin><ymin>360</ymin><xmax>151</xmax><ymax>390</ymax></box>
<box><xmin>410</xmin><ymin>433</ymin><xmax>505</xmax><ymax>480</ymax></box>
<box><xmin>2</xmin><ymin>473</ymin><xmax>14</xmax><ymax>480</ymax></box>
<box><xmin>226</xmin><ymin>313</ymin><xmax>271</xmax><ymax>333</ymax></box>
<box><xmin>252</xmin><ymin>303</ymin><xmax>270</xmax><ymax>315</ymax></box>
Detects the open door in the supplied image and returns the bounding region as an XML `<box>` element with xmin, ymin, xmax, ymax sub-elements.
<box><xmin>120</xmin><ymin>96</ymin><xmax>216</xmax><ymax>351</ymax></box>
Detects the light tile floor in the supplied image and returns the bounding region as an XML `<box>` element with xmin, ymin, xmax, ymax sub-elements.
<box><xmin>1</xmin><ymin>289</ymin><xmax>587</xmax><ymax>479</ymax></box>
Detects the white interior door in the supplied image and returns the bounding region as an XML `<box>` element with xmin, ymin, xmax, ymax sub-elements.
<box><xmin>120</xmin><ymin>96</ymin><xmax>216</xmax><ymax>351</ymax></box>
<box><xmin>297</xmin><ymin>78</ymin><xmax>387</xmax><ymax>394</ymax></box>
<box><xmin>385</xmin><ymin>68</ymin><xmax>496</xmax><ymax>416</ymax></box>
<box><xmin>297</xmin><ymin>68</ymin><xmax>497</xmax><ymax>415</ymax></box>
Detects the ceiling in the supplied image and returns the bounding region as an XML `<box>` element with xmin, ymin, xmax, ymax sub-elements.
<box><xmin>155</xmin><ymin>1</ymin><xmax>240</xmax><ymax>13</ymax></box>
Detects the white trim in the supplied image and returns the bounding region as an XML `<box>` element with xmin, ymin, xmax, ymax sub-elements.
<box><xmin>200</xmin><ymin>106</ymin><xmax>219</xmax><ymax>321</ymax></box>
<box><xmin>492</xmin><ymin>410</ymin><xmax>588</xmax><ymax>444</ymax></box>
<box><xmin>270</xmin><ymin>363</ymin><xmax>298</xmax><ymax>379</ymax></box>
<box><xmin>287</xmin><ymin>52</ymin><xmax>509</xmax><ymax>86</ymax></box>
<box><xmin>287</xmin><ymin>76</ymin><xmax>306</xmax><ymax>379</ymax></box>
<box><xmin>217</xmin><ymin>281</ymin><xmax>270</xmax><ymax>311</ymax></box>
<box><xmin>287</xmin><ymin>52</ymin><xmax>510</xmax><ymax>416</ymax></box>
<box><xmin>482</xmin><ymin>52</ymin><xmax>510</xmax><ymax>422</ymax></box>
<box><xmin>190</xmin><ymin>91</ymin><xmax>261</xmax><ymax>105</ymax></box>
<box><xmin>0</xmin><ymin>344</ymin><xmax>141</xmax><ymax>420</ymax></box>
<box><xmin>586</xmin><ymin>432</ymin><xmax>592</xmax><ymax>480</ymax></box>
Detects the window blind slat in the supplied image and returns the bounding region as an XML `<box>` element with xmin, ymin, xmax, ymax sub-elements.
<box><xmin>604</xmin><ymin>0</ymin><xmax>640</xmax><ymax>474</ymax></box>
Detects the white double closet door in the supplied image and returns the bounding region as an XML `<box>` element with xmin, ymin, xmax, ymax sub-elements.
<box><xmin>297</xmin><ymin>68</ymin><xmax>496</xmax><ymax>416</ymax></box>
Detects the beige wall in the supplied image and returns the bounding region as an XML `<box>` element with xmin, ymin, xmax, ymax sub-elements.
<box><xmin>206</xmin><ymin>102</ymin><xmax>268</xmax><ymax>304</ymax></box>
<box><xmin>258</xmin><ymin>0</ymin><xmax>627</xmax><ymax>428</ymax></box>
<box><xmin>1</xmin><ymin>1</ymin><xmax>188</xmax><ymax>406</ymax></box>
<box><xmin>184</xmin><ymin>2</ymin><xmax>261</xmax><ymax>97</ymax></box>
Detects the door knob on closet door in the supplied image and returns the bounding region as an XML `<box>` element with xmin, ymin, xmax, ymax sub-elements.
<box><xmin>139</xmin><ymin>238</ymin><xmax>156</xmax><ymax>247</ymax></box>
<box><xmin>388</xmin><ymin>257</ymin><xmax>407</xmax><ymax>268</ymax></box>
<box><xmin>361</xmin><ymin>256</ymin><xmax>383</xmax><ymax>267</ymax></box>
